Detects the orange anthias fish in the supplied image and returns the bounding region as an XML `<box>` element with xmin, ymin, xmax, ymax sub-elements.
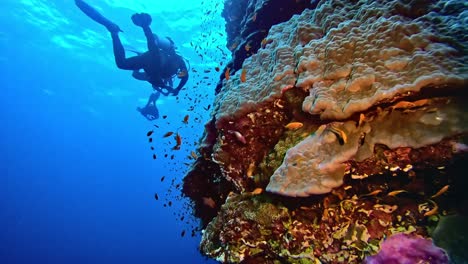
<box><xmin>261</xmin><ymin>38</ymin><xmax>273</xmax><ymax>48</ymax></box>
<box><xmin>225</xmin><ymin>67</ymin><xmax>231</xmax><ymax>81</ymax></box>
<box><xmin>228</xmin><ymin>42</ymin><xmax>238</xmax><ymax>51</ymax></box>
<box><xmin>183</xmin><ymin>115</ymin><xmax>189</xmax><ymax>124</ymax></box>
<box><xmin>244</xmin><ymin>42</ymin><xmax>251</xmax><ymax>52</ymax></box>
<box><xmin>240</xmin><ymin>68</ymin><xmax>247</xmax><ymax>83</ymax></box>
<box><xmin>173</xmin><ymin>133</ymin><xmax>182</xmax><ymax>150</ymax></box>
<box><xmin>285</xmin><ymin>122</ymin><xmax>304</xmax><ymax>130</ymax></box>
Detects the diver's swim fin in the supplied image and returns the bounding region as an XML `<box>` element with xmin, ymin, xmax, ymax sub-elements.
<box><xmin>75</xmin><ymin>0</ymin><xmax>122</xmax><ymax>33</ymax></box>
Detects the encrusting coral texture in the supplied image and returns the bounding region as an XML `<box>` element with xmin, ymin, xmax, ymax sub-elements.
<box><xmin>182</xmin><ymin>0</ymin><xmax>468</xmax><ymax>263</ymax></box>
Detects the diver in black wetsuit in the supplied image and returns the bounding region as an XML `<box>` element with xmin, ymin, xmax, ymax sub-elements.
<box><xmin>75</xmin><ymin>0</ymin><xmax>189</xmax><ymax>120</ymax></box>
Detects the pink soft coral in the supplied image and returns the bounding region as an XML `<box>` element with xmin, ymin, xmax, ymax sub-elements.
<box><xmin>364</xmin><ymin>233</ymin><xmax>449</xmax><ymax>264</ymax></box>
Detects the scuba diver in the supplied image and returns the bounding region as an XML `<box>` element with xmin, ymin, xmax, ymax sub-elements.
<box><xmin>75</xmin><ymin>0</ymin><xmax>189</xmax><ymax>120</ymax></box>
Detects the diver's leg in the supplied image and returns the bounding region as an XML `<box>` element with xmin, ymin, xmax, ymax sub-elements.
<box><xmin>75</xmin><ymin>0</ymin><xmax>121</xmax><ymax>33</ymax></box>
<box><xmin>147</xmin><ymin>92</ymin><xmax>160</xmax><ymax>106</ymax></box>
<box><xmin>111</xmin><ymin>32</ymin><xmax>144</xmax><ymax>70</ymax></box>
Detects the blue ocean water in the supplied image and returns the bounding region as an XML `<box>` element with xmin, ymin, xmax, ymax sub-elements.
<box><xmin>0</xmin><ymin>0</ymin><xmax>226</xmax><ymax>263</ymax></box>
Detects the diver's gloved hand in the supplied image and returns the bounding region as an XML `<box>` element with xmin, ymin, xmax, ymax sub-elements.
<box><xmin>131</xmin><ymin>13</ymin><xmax>152</xmax><ymax>27</ymax></box>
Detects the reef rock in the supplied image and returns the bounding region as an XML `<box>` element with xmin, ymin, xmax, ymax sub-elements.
<box><xmin>183</xmin><ymin>0</ymin><xmax>468</xmax><ymax>262</ymax></box>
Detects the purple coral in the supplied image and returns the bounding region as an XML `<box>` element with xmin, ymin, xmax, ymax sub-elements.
<box><xmin>364</xmin><ymin>233</ymin><xmax>449</xmax><ymax>264</ymax></box>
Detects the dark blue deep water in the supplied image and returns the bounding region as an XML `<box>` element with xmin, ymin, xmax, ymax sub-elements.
<box><xmin>1</xmin><ymin>1</ymin><xmax>225</xmax><ymax>263</ymax></box>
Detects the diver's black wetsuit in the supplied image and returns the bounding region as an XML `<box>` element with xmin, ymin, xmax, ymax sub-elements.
<box><xmin>110</xmin><ymin>28</ymin><xmax>163</xmax><ymax>88</ymax></box>
<box><xmin>75</xmin><ymin>0</ymin><xmax>188</xmax><ymax>93</ymax></box>
<box><xmin>137</xmin><ymin>92</ymin><xmax>160</xmax><ymax>121</ymax></box>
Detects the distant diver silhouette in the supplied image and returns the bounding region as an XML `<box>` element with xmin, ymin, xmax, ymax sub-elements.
<box><xmin>75</xmin><ymin>0</ymin><xmax>189</xmax><ymax>120</ymax></box>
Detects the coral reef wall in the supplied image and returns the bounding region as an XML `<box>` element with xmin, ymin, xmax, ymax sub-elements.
<box><xmin>183</xmin><ymin>0</ymin><xmax>468</xmax><ymax>263</ymax></box>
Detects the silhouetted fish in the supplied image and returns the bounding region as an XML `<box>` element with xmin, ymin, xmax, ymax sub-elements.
<box><xmin>154</xmin><ymin>193</ymin><xmax>159</xmax><ymax>200</ymax></box>
<box><xmin>163</xmin><ymin>132</ymin><xmax>174</xmax><ymax>138</ymax></box>
<box><xmin>153</xmin><ymin>154</ymin><xmax>157</xmax><ymax>159</ymax></box>
<box><xmin>147</xmin><ymin>130</ymin><xmax>154</xmax><ymax>137</ymax></box>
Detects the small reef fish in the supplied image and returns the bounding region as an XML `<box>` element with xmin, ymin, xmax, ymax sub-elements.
<box><xmin>387</xmin><ymin>190</ymin><xmax>407</xmax><ymax>196</ymax></box>
<box><xmin>152</xmin><ymin>154</ymin><xmax>157</xmax><ymax>160</ymax></box>
<box><xmin>183</xmin><ymin>115</ymin><xmax>189</xmax><ymax>124</ymax></box>
<box><xmin>246</xmin><ymin>162</ymin><xmax>255</xmax><ymax>178</ymax></box>
<box><xmin>285</xmin><ymin>122</ymin><xmax>303</xmax><ymax>130</ymax></box>
<box><xmin>146</xmin><ymin>130</ymin><xmax>154</xmax><ymax>137</ymax></box>
<box><xmin>329</xmin><ymin>126</ymin><xmax>348</xmax><ymax>145</ymax></box>
<box><xmin>160</xmin><ymin>176</ymin><xmax>165</xmax><ymax>182</ymax></box>
<box><xmin>149</xmin><ymin>138</ymin><xmax>153</xmax><ymax>143</ymax></box>
<box><xmin>240</xmin><ymin>68</ymin><xmax>247</xmax><ymax>83</ymax></box>
<box><xmin>177</xmin><ymin>70</ymin><xmax>188</xmax><ymax>78</ymax></box>
<box><xmin>424</xmin><ymin>200</ymin><xmax>438</xmax><ymax>217</ymax></box>
<box><xmin>173</xmin><ymin>133</ymin><xmax>182</xmax><ymax>150</ymax></box>
<box><xmin>154</xmin><ymin>193</ymin><xmax>159</xmax><ymax>200</ymax></box>
<box><xmin>261</xmin><ymin>38</ymin><xmax>273</xmax><ymax>48</ymax></box>
<box><xmin>431</xmin><ymin>185</ymin><xmax>449</xmax><ymax>198</ymax></box>
<box><xmin>190</xmin><ymin>151</ymin><xmax>198</xmax><ymax>159</ymax></box>
<box><xmin>163</xmin><ymin>131</ymin><xmax>174</xmax><ymax>138</ymax></box>
<box><xmin>281</xmin><ymin>84</ymin><xmax>294</xmax><ymax>94</ymax></box>
<box><xmin>202</xmin><ymin>197</ymin><xmax>216</xmax><ymax>208</ymax></box>
<box><xmin>228</xmin><ymin>130</ymin><xmax>246</xmax><ymax>144</ymax></box>
<box><xmin>181</xmin><ymin>230</ymin><xmax>186</xmax><ymax>237</ymax></box>
<box><xmin>229</xmin><ymin>42</ymin><xmax>238</xmax><ymax>51</ymax></box>
<box><xmin>225</xmin><ymin>67</ymin><xmax>231</xmax><ymax>80</ymax></box>
<box><xmin>215</xmin><ymin>66</ymin><xmax>220</xmax><ymax>72</ymax></box>
<box><xmin>244</xmin><ymin>41</ymin><xmax>252</xmax><ymax>52</ymax></box>
<box><xmin>361</xmin><ymin>189</ymin><xmax>383</xmax><ymax>197</ymax></box>
<box><xmin>251</xmin><ymin>188</ymin><xmax>263</xmax><ymax>195</ymax></box>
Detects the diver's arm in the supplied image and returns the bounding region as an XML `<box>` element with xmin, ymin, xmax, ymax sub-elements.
<box><xmin>142</xmin><ymin>26</ymin><xmax>158</xmax><ymax>52</ymax></box>
<box><xmin>173</xmin><ymin>75</ymin><xmax>188</xmax><ymax>95</ymax></box>
<box><xmin>132</xmin><ymin>70</ymin><xmax>147</xmax><ymax>81</ymax></box>
<box><xmin>131</xmin><ymin>13</ymin><xmax>158</xmax><ymax>52</ymax></box>
<box><xmin>172</xmin><ymin>59</ymin><xmax>189</xmax><ymax>95</ymax></box>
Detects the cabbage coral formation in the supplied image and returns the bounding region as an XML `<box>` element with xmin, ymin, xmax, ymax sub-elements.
<box><xmin>211</xmin><ymin>0</ymin><xmax>468</xmax><ymax>197</ymax></box>
<box><xmin>268</xmin><ymin>98</ymin><xmax>468</xmax><ymax>196</ymax></box>
<box><xmin>260</xmin><ymin>0</ymin><xmax>468</xmax><ymax>196</ymax></box>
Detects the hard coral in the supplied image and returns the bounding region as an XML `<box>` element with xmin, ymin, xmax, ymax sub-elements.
<box><xmin>364</xmin><ymin>233</ymin><xmax>449</xmax><ymax>264</ymax></box>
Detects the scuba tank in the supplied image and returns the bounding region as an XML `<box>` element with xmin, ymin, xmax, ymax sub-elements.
<box><xmin>154</xmin><ymin>34</ymin><xmax>174</xmax><ymax>53</ymax></box>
